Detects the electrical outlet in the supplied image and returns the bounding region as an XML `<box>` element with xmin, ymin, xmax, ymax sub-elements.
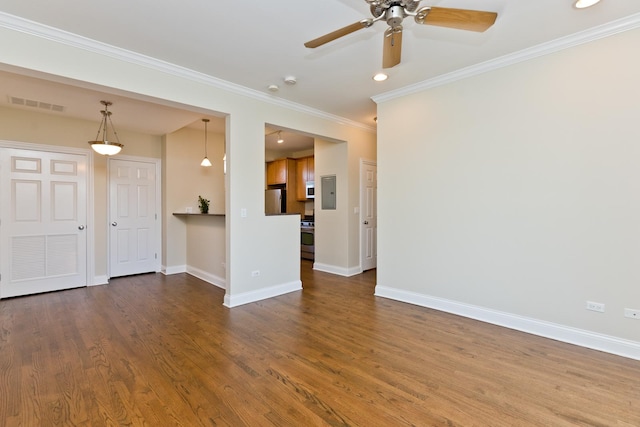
<box><xmin>624</xmin><ymin>308</ymin><xmax>640</xmax><ymax>319</ymax></box>
<box><xmin>251</xmin><ymin>270</ymin><xmax>260</xmax><ymax>277</ymax></box>
<box><xmin>586</xmin><ymin>301</ymin><xmax>605</xmax><ymax>312</ymax></box>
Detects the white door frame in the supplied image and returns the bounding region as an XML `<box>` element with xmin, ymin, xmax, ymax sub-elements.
<box><xmin>359</xmin><ymin>158</ymin><xmax>377</xmax><ymax>272</ymax></box>
<box><xmin>107</xmin><ymin>154</ymin><xmax>162</xmax><ymax>278</ymax></box>
<box><xmin>0</xmin><ymin>140</ymin><xmax>96</xmax><ymax>285</ymax></box>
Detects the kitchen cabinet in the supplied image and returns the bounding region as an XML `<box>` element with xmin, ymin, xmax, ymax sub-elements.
<box><xmin>265</xmin><ymin>158</ymin><xmax>304</xmax><ymax>215</ymax></box>
<box><xmin>266</xmin><ymin>158</ymin><xmax>287</xmax><ymax>185</ymax></box>
<box><xmin>296</xmin><ymin>156</ymin><xmax>314</xmax><ymax>201</ymax></box>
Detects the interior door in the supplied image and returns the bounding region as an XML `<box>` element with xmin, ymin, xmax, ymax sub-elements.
<box><xmin>360</xmin><ymin>160</ymin><xmax>377</xmax><ymax>271</ymax></box>
<box><xmin>0</xmin><ymin>148</ymin><xmax>87</xmax><ymax>298</ymax></box>
<box><xmin>109</xmin><ymin>158</ymin><xmax>158</xmax><ymax>277</ymax></box>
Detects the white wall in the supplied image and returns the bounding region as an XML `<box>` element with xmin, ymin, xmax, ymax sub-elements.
<box><xmin>376</xmin><ymin>28</ymin><xmax>640</xmax><ymax>354</ymax></box>
<box><xmin>0</xmin><ymin>19</ymin><xmax>375</xmax><ymax>306</ymax></box>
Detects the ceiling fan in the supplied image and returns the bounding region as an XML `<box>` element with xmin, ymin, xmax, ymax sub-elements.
<box><xmin>304</xmin><ymin>0</ymin><xmax>498</xmax><ymax>69</ymax></box>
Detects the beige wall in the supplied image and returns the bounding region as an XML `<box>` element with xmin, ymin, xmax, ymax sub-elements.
<box><xmin>315</xmin><ymin>139</ymin><xmax>349</xmax><ymax>270</ymax></box>
<box><xmin>314</xmin><ymin>133</ymin><xmax>377</xmax><ymax>275</ymax></box>
<box><xmin>163</xmin><ymin>125</ymin><xmax>225</xmax><ymax>281</ymax></box>
<box><xmin>185</xmin><ymin>215</ymin><xmax>226</xmax><ymax>286</ymax></box>
<box><xmin>0</xmin><ymin>106</ymin><xmax>161</xmax><ymax>279</ymax></box>
<box><xmin>376</xmin><ymin>28</ymin><xmax>640</xmax><ymax>345</ymax></box>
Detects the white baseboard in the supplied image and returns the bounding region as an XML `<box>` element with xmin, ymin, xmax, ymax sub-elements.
<box><xmin>375</xmin><ymin>285</ymin><xmax>640</xmax><ymax>361</ymax></box>
<box><xmin>186</xmin><ymin>265</ymin><xmax>226</xmax><ymax>289</ymax></box>
<box><xmin>224</xmin><ymin>280</ymin><xmax>302</xmax><ymax>308</ymax></box>
<box><xmin>313</xmin><ymin>262</ymin><xmax>362</xmax><ymax>277</ymax></box>
<box><xmin>162</xmin><ymin>264</ymin><xmax>186</xmax><ymax>275</ymax></box>
<box><xmin>89</xmin><ymin>275</ymin><xmax>109</xmax><ymax>286</ymax></box>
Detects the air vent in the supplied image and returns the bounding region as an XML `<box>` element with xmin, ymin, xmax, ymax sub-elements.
<box><xmin>8</xmin><ymin>96</ymin><xmax>65</xmax><ymax>113</ymax></box>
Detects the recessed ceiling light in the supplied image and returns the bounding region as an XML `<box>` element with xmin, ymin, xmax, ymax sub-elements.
<box><xmin>373</xmin><ymin>73</ymin><xmax>388</xmax><ymax>82</ymax></box>
<box><xmin>574</xmin><ymin>0</ymin><xmax>601</xmax><ymax>8</ymax></box>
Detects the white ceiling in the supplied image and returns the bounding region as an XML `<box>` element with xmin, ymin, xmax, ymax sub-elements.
<box><xmin>1</xmin><ymin>0</ymin><xmax>639</xmax><ymax>141</ymax></box>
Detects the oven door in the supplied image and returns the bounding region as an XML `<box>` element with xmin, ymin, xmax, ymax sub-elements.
<box><xmin>301</xmin><ymin>226</ymin><xmax>315</xmax><ymax>260</ymax></box>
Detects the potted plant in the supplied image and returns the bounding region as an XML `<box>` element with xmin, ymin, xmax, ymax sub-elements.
<box><xmin>198</xmin><ymin>195</ymin><xmax>210</xmax><ymax>214</ymax></box>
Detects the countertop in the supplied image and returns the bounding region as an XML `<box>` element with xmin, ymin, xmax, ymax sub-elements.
<box><xmin>173</xmin><ymin>212</ymin><xmax>225</xmax><ymax>217</ymax></box>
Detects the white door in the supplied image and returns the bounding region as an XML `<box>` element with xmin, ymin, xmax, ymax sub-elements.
<box><xmin>360</xmin><ymin>160</ymin><xmax>377</xmax><ymax>271</ymax></box>
<box><xmin>0</xmin><ymin>149</ymin><xmax>87</xmax><ymax>298</ymax></box>
<box><xmin>109</xmin><ymin>158</ymin><xmax>159</xmax><ymax>277</ymax></box>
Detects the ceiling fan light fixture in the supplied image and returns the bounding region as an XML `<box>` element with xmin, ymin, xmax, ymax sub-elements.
<box><xmin>201</xmin><ymin>118</ymin><xmax>212</xmax><ymax>167</ymax></box>
<box><xmin>373</xmin><ymin>73</ymin><xmax>388</xmax><ymax>82</ymax></box>
<box><xmin>574</xmin><ymin>0</ymin><xmax>601</xmax><ymax>8</ymax></box>
<box><xmin>88</xmin><ymin>100</ymin><xmax>123</xmax><ymax>156</ymax></box>
<box><xmin>304</xmin><ymin>2</ymin><xmax>498</xmax><ymax>69</ymax></box>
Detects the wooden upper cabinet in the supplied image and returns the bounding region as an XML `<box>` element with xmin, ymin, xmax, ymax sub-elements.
<box><xmin>306</xmin><ymin>156</ymin><xmax>314</xmax><ymax>182</ymax></box>
<box><xmin>296</xmin><ymin>156</ymin><xmax>315</xmax><ymax>201</ymax></box>
<box><xmin>266</xmin><ymin>159</ymin><xmax>287</xmax><ymax>185</ymax></box>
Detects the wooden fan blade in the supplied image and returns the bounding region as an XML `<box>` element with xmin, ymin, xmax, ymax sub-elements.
<box><xmin>422</xmin><ymin>7</ymin><xmax>497</xmax><ymax>32</ymax></box>
<box><xmin>304</xmin><ymin>21</ymin><xmax>370</xmax><ymax>48</ymax></box>
<box><xmin>383</xmin><ymin>29</ymin><xmax>402</xmax><ymax>69</ymax></box>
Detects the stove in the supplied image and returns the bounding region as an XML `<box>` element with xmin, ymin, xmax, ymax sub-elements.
<box><xmin>301</xmin><ymin>219</ymin><xmax>315</xmax><ymax>261</ymax></box>
<box><xmin>301</xmin><ymin>215</ymin><xmax>314</xmax><ymax>228</ymax></box>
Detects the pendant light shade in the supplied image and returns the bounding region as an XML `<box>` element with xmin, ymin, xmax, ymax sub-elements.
<box><xmin>201</xmin><ymin>118</ymin><xmax>212</xmax><ymax>167</ymax></box>
<box><xmin>88</xmin><ymin>100</ymin><xmax>123</xmax><ymax>156</ymax></box>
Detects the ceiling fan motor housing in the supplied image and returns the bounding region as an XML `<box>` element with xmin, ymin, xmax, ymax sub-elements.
<box><xmin>370</xmin><ymin>0</ymin><xmax>420</xmax><ymax>18</ymax></box>
<box><xmin>386</xmin><ymin>5</ymin><xmax>406</xmax><ymax>28</ymax></box>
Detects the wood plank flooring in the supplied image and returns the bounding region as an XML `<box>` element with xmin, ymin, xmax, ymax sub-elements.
<box><xmin>1</xmin><ymin>261</ymin><xmax>640</xmax><ymax>426</ymax></box>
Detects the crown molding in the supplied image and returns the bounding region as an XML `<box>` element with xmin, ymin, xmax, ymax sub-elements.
<box><xmin>373</xmin><ymin>12</ymin><xmax>640</xmax><ymax>104</ymax></box>
<box><xmin>0</xmin><ymin>11</ymin><xmax>374</xmax><ymax>133</ymax></box>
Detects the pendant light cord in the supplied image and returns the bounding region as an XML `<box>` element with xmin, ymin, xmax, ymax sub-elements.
<box><xmin>93</xmin><ymin>103</ymin><xmax>122</xmax><ymax>145</ymax></box>
<box><xmin>204</xmin><ymin>119</ymin><xmax>208</xmax><ymax>157</ymax></box>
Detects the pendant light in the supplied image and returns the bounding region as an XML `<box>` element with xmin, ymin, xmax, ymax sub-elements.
<box><xmin>277</xmin><ymin>131</ymin><xmax>284</xmax><ymax>144</ymax></box>
<box><xmin>88</xmin><ymin>100</ymin><xmax>123</xmax><ymax>156</ymax></box>
<box><xmin>200</xmin><ymin>118</ymin><xmax>212</xmax><ymax>167</ymax></box>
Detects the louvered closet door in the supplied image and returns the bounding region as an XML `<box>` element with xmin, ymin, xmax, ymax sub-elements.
<box><xmin>0</xmin><ymin>149</ymin><xmax>87</xmax><ymax>298</ymax></box>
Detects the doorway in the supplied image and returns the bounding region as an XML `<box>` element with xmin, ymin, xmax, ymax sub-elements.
<box><xmin>108</xmin><ymin>157</ymin><xmax>161</xmax><ymax>278</ymax></box>
<box><xmin>360</xmin><ymin>159</ymin><xmax>377</xmax><ymax>271</ymax></box>
<box><xmin>0</xmin><ymin>147</ymin><xmax>89</xmax><ymax>298</ymax></box>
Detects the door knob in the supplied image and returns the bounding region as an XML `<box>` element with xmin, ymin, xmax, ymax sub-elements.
<box><xmin>364</xmin><ymin>221</ymin><xmax>369</xmax><ymax>225</ymax></box>
<box><xmin>78</xmin><ymin>225</ymin><xmax>85</xmax><ymax>230</ymax></box>
<box><xmin>111</xmin><ymin>222</ymin><xmax>117</xmax><ymax>226</ymax></box>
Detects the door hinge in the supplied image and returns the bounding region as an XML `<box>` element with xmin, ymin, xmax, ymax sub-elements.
<box><xmin>155</xmin><ymin>253</ymin><xmax>157</xmax><ymax>259</ymax></box>
<box><xmin>155</xmin><ymin>214</ymin><xmax>157</xmax><ymax>220</ymax></box>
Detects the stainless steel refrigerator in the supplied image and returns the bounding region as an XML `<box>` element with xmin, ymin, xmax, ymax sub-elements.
<box><xmin>265</xmin><ymin>189</ymin><xmax>285</xmax><ymax>214</ymax></box>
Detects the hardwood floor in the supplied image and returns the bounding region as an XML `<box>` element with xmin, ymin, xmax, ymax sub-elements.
<box><xmin>1</xmin><ymin>261</ymin><xmax>639</xmax><ymax>426</ymax></box>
